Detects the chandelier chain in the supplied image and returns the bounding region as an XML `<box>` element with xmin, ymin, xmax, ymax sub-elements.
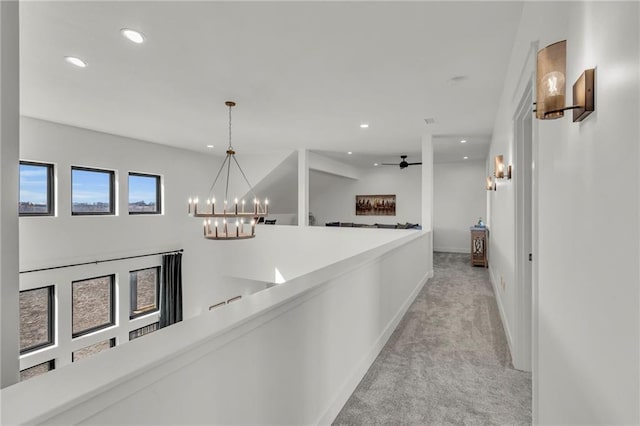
<box><xmin>228</xmin><ymin>103</ymin><xmax>233</xmax><ymax>150</ymax></box>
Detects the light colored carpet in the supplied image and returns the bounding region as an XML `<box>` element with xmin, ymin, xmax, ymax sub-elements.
<box><xmin>333</xmin><ymin>252</ymin><xmax>531</xmax><ymax>425</ymax></box>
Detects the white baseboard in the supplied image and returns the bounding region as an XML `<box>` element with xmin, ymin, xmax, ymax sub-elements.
<box><xmin>316</xmin><ymin>271</ymin><xmax>430</xmax><ymax>425</ymax></box>
<box><xmin>433</xmin><ymin>247</ymin><xmax>468</xmax><ymax>254</ymax></box>
<box><xmin>488</xmin><ymin>265</ymin><xmax>514</xmax><ymax>359</ymax></box>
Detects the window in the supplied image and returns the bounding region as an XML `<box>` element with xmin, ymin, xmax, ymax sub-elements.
<box><xmin>71</xmin><ymin>166</ymin><xmax>115</xmax><ymax>215</ymax></box>
<box><xmin>128</xmin><ymin>173</ymin><xmax>161</xmax><ymax>214</ymax></box>
<box><xmin>72</xmin><ymin>338</ymin><xmax>115</xmax><ymax>362</ymax></box>
<box><xmin>130</xmin><ymin>267</ymin><xmax>160</xmax><ymax>319</ymax></box>
<box><xmin>72</xmin><ymin>275</ymin><xmax>115</xmax><ymax>338</ymax></box>
<box><xmin>129</xmin><ymin>322</ymin><xmax>159</xmax><ymax>341</ymax></box>
<box><xmin>20</xmin><ymin>360</ymin><xmax>55</xmax><ymax>382</ymax></box>
<box><xmin>19</xmin><ymin>161</ymin><xmax>54</xmax><ymax>216</ymax></box>
<box><xmin>19</xmin><ymin>286</ymin><xmax>54</xmax><ymax>354</ymax></box>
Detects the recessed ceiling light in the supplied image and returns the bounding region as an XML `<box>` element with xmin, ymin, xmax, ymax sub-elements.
<box><xmin>463</xmin><ymin>156</ymin><xmax>469</xmax><ymax>160</ymax></box>
<box><xmin>460</xmin><ymin>139</ymin><xmax>467</xmax><ymax>144</ymax></box>
<box><xmin>65</xmin><ymin>56</ymin><xmax>87</xmax><ymax>68</ymax></box>
<box><xmin>360</xmin><ymin>124</ymin><xmax>369</xmax><ymax>128</ymax></box>
<box><xmin>374</xmin><ymin>163</ymin><xmax>379</xmax><ymax>166</ymax></box>
<box><xmin>347</xmin><ymin>151</ymin><xmax>353</xmax><ymax>155</ymax></box>
<box><xmin>206</xmin><ymin>145</ymin><xmax>214</xmax><ymax>148</ymax></box>
<box><xmin>121</xmin><ymin>28</ymin><xmax>145</xmax><ymax>44</ymax></box>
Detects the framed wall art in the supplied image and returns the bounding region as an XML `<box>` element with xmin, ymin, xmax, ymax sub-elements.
<box><xmin>355</xmin><ymin>194</ymin><xmax>396</xmax><ymax>216</ymax></box>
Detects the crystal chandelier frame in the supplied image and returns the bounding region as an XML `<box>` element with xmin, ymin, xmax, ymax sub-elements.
<box><xmin>188</xmin><ymin>101</ymin><xmax>268</xmax><ymax>240</ymax></box>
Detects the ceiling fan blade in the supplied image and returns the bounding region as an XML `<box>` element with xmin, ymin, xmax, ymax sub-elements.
<box><xmin>380</xmin><ymin>163</ymin><xmax>398</xmax><ymax>166</ymax></box>
<box><xmin>407</xmin><ymin>162</ymin><xmax>422</xmax><ymax>165</ymax></box>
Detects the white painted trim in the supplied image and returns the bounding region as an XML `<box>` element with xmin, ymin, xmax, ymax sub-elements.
<box><xmin>298</xmin><ymin>149</ymin><xmax>309</xmax><ymax>226</ymax></box>
<box><xmin>317</xmin><ymin>270</ymin><xmax>430</xmax><ymax>425</ymax></box>
<box><xmin>513</xmin><ymin>74</ymin><xmax>534</xmax><ymax>373</ymax></box>
<box><xmin>433</xmin><ymin>247</ymin><xmax>468</xmax><ymax>254</ymax></box>
<box><xmin>489</xmin><ymin>265</ymin><xmax>514</xmax><ymax>359</ymax></box>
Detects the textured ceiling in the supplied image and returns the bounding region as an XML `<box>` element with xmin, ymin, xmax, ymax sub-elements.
<box><xmin>19</xmin><ymin>1</ymin><xmax>523</xmax><ymax>164</ymax></box>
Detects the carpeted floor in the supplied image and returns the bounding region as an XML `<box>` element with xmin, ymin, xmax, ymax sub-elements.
<box><xmin>333</xmin><ymin>252</ymin><xmax>531</xmax><ymax>425</ymax></box>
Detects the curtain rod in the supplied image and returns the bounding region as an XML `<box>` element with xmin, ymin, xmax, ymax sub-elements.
<box><xmin>19</xmin><ymin>249</ymin><xmax>183</xmax><ymax>274</ymax></box>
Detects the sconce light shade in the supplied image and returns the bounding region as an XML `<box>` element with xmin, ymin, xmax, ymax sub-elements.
<box><xmin>536</xmin><ymin>40</ymin><xmax>567</xmax><ymax>120</ymax></box>
<box><xmin>495</xmin><ymin>155</ymin><xmax>505</xmax><ymax>179</ymax></box>
<box><xmin>486</xmin><ymin>176</ymin><xmax>495</xmax><ymax>191</ymax></box>
<box><xmin>573</xmin><ymin>68</ymin><xmax>595</xmax><ymax>122</ymax></box>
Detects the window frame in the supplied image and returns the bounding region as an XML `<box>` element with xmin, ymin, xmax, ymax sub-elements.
<box><xmin>71</xmin><ymin>166</ymin><xmax>116</xmax><ymax>216</ymax></box>
<box><xmin>19</xmin><ymin>161</ymin><xmax>55</xmax><ymax>217</ymax></box>
<box><xmin>72</xmin><ymin>338</ymin><xmax>116</xmax><ymax>362</ymax></box>
<box><xmin>71</xmin><ymin>274</ymin><xmax>116</xmax><ymax>338</ymax></box>
<box><xmin>128</xmin><ymin>172</ymin><xmax>162</xmax><ymax>215</ymax></box>
<box><xmin>19</xmin><ymin>359</ymin><xmax>55</xmax><ymax>382</ymax></box>
<box><xmin>129</xmin><ymin>322</ymin><xmax>159</xmax><ymax>341</ymax></box>
<box><xmin>19</xmin><ymin>285</ymin><xmax>55</xmax><ymax>355</ymax></box>
<box><xmin>129</xmin><ymin>266</ymin><xmax>161</xmax><ymax>319</ymax></box>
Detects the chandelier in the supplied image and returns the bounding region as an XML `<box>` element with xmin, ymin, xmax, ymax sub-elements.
<box><xmin>188</xmin><ymin>101</ymin><xmax>268</xmax><ymax>240</ymax></box>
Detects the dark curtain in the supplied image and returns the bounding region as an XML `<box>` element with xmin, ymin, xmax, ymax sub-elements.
<box><xmin>159</xmin><ymin>252</ymin><xmax>183</xmax><ymax>328</ymax></box>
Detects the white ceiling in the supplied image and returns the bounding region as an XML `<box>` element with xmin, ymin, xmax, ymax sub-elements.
<box><xmin>19</xmin><ymin>1</ymin><xmax>523</xmax><ymax>164</ymax></box>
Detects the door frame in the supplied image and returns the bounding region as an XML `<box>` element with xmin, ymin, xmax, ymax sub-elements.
<box><xmin>513</xmin><ymin>79</ymin><xmax>534</xmax><ymax>373</ymax></box>
<box><xmin>510</xmin><ymin>41</ymin><xmax>540</xmax><ymax>381</ymax></box>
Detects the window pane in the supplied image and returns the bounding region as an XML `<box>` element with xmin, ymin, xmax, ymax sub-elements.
<box><xmin>130</xmin><ymin>267</ymin><xmax>159</xmax><ymax>318</ymax></box>
<box><xmin>19</xmin><ymin>162</ymin><xmax>53</xmax><ymax>215</ymax></box>
<box><xmin>128</xmin><ymin>173</ymin><xmax>160</xmax><ymax>214</ymax></box>
<box><xmin>72</xmin><ymin>338</ymin><xmax>115</xmax><ymax>362</ymax></box>
<box><xmin>20</xmin><ymin>360</ymin><xmax>55</xmax><ymax>382</ymax></box>
<box><xmin>19</xmin><ymin>286</ymin><xmax>54</xmax><ymax>353</ymax></box>
<box><xmin>72</xmin><ymin>275</ymin><xmax>114</xmax><ymax>337</ymax></box>
<box><xmin>129</xmin><ymin>322</ymin><xmax>159</xmax><ymax>341</ymax></box>
<box><xmin>71</xmin><ymin>167</ymin><xmax>114</xmax><ymax>214</ymax></box>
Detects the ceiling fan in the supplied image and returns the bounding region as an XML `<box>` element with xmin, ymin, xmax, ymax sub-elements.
<box><xmin>381</xmin><ymin>155</ymin><xmax>422</xmax><ymax>169</ymax></box>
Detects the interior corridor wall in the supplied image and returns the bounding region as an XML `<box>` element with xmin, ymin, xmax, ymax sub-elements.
<box><xmin>488</xmin><ymin>2</ymin><xmax>640</xmax><ymax>424</ymax></box>
<box><xmin>309</xmin><ymin>166</ymin><xmax>421</xmax><ymax>227</ymax></box>
<box><xmin>433</xmin><ymin>160</ymin><xmax>486</xmax><ymax>253</ymax></box>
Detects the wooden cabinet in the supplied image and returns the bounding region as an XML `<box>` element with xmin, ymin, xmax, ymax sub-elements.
<box><xmin>470</xmin><ymin>227</ymin><xmax>488</xmax><ymax>267</ymax></box>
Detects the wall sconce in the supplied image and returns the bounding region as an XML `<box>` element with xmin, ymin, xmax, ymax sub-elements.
<box><xmin>494</xmin><ymin>155</ymin><xmax>512</xmax><ymax>180</ymax></box>
<box><xmin>486</xmin><ymin>176</ymin><xmax>496</xmax><ymax>191</ymax></box>
<box><xmin>536</xmin><ymin>40</ymin><xmax>595</xmax><ymax>122</ymax></box>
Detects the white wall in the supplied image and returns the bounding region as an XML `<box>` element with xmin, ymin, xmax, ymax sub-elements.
<box><xmin>309</xmin><ymin>165</ymin><xmax>422</xmax><ymax>227</ymax></box>
<box><xmin>249</xmin><ymin>151</ymin><xmax>298</xmax><ymax>223</ymax></box>
<box><xmin>0</xmin><ymin>0</ymin><xmax>21</xmax><ymax>388</ymax></box>
<box><xmin>487</xmin><ymin>1</ymin><xmax>571</xmax><ymax>374</ymax></box>
<box><xmin>17</xmin><ymin>117</ymin><xmax>267</xmax><ymax>374</ymax></box>
<box><xmin>309</xmin><ymin>151</ymin><xmax>362</xmax><ymax>180</ymax></box>
<box><xmin>2</xmin><ymin>230</ymin><xmax>432</xmax><ymax>426</ymax></box>
<box><xmin>488</xmin><ymin>2</ymin><xmax>640</xmax><ymax>424</ymax></box>
<box><xmin>433</xmin><ymin>160</ymin><xmax>486</xmax><ymax>253</ymax></box>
